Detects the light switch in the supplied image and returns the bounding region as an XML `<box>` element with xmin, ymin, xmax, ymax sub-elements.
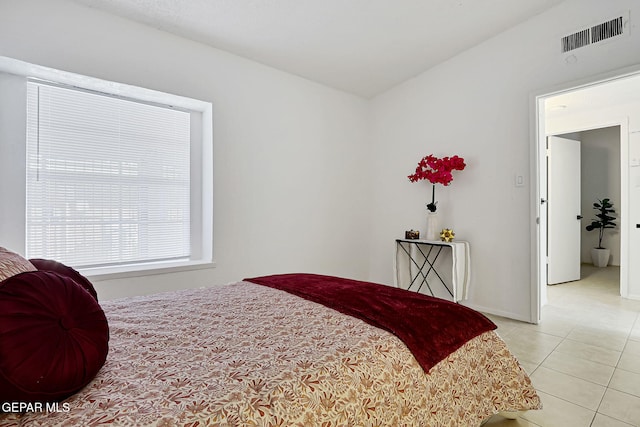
<box><xmin>515</xmin><ymin>174</ymin><xmax>525</xmax><ymax>187</ymax></box>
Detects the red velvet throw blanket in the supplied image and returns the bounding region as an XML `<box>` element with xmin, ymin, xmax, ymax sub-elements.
<box><xmin>245</xmin><ymin>273</ymin><xmax>496</xmax><ymax>373</ymax></box>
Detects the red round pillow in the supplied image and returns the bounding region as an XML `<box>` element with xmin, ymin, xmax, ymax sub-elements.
<box><xmin>0</xmin><ymin>271</ymin><xmax>109</xmax><ymax>403</ymax></box>
<box><xmin>29</xmin><ymin>258</ymin><xmax>98</xmax><ymax>301</ymax></box>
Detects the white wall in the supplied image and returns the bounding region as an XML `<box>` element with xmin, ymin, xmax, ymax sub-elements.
<box><xmin>579</xmin><ymin>127</ymin><xmax>621</xmax><ymax>265</ymax></box>
<box><xmin>368</xmin><ymin>0</ymin><xmax>640</xmax><ymax>321</ymax></box>
<box><xmin>0</xmin><ymin>0</ymin><xmax>371</xmax><ymax>300</ymax></box>
<box><xmin>0</xmin><ymin>72</ymin><xmax>26</xmax><ymax>254</ymax></box>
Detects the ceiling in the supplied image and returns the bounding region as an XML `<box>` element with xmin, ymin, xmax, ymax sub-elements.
<box><xmin>71</xmin><ymin>0</ymin><xmax>565</xmax><ymax>98</ymax></box>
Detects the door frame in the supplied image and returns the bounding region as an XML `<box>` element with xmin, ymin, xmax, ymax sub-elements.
<box><xmin>530</xmin><ymin>66</ymin><xmax>639</xmax><ymax>324</ymax></box>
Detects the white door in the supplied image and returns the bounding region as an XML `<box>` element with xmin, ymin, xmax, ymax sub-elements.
<box><xmin>548</xmin><ymin>136</ymin><xmax>581</xmax><ymax>285</ymax></box>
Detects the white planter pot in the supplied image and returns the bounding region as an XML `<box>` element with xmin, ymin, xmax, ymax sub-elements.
<box><xmin>591</xmin><ymin>248</ymin><xmax>610</xmax><ymax>268</ymax></box>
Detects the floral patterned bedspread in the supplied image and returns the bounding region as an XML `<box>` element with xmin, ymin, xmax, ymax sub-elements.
<box><xmin>0</xmin><ymin>281</ymin><xmax>540</xmax><ymax>426</ymax></box>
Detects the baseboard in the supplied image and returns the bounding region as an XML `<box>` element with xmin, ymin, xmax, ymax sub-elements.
<box><xmin>462</xmin><ymin>303</ymin><xmax>533</xmax><ymax>324</ymax></box>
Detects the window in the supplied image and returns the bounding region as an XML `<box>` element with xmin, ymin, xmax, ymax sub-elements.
<box><xmin>23</xmin><ymin>78</ymin><xmax>212</xmax><ymax>277</ymax></box>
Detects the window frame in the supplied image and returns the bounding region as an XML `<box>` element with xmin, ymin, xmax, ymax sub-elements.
<box><xmin>0</xmin><ymin>57</ymin><xmax>214</xmax><ymax>280</ymax></box>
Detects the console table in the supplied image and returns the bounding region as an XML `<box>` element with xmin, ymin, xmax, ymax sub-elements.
<box><xmin>394</xmin><ymin>239</ymin><xmax>470</xmax><ymax>302</ymax></box>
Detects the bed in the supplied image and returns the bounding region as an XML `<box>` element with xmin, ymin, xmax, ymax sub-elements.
<box><xmin>0</xmin><ymin>270</ymin><xmax>540</xmax><ymax>426</ymax></box>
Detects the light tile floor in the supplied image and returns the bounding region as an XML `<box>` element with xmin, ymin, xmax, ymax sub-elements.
<box><xmin>482</xmin><ymin>264</ymin><xmax>640</xmax><ymax>427</ymax></box>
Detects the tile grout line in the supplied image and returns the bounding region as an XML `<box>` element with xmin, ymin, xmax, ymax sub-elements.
<box><xmin>487</xmin><ymin>265</ymin><xmax>640</xmax><ymax>426</ymax></box>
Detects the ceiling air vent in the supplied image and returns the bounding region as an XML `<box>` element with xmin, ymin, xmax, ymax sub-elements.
<box><xmin>561</xmin><ymin>14</ymin><xmax>628</xmax><ymax>53</ymax></box>
<box><xmin>562</xmin><ymin>28</ymin><xmax>591</xmax><ymax>52</ymax></box>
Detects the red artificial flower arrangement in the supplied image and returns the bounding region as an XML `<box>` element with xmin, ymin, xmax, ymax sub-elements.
<box><xmin>408</xmin><ymin>155</ymin><xmax>466</xmax><ymax>212</ymax></box>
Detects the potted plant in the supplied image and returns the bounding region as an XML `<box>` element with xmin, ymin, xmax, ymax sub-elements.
<box><xmin>585</xmin><ymin>198</ymin><xmax>617</xmax><ymax>267</ymax></box>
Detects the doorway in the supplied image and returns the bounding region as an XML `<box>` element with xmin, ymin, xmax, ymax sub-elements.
<box><xmin>532</xmin><ymin>67</ymin><xmax>640</xmax><ymax>323</ymax></box>
<box><xmin>547</xmin><ymin>128</ymin><xmax>621</xmax><ymax>286</ymax></box>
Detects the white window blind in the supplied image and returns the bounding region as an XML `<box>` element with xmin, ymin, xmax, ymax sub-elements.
<box><xmin>26</xmin><ymin>81</ymin><xmax>191</xmax><ymax>269</ymax></box>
